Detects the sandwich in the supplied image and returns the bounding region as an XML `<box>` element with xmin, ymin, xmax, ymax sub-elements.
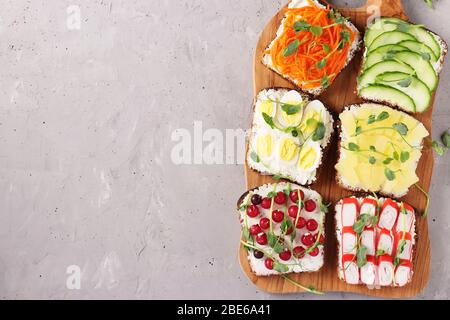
<box><xmin>247</xmin><ymin>88</ymin><xmax>334</xmax><ymax>185</ymax></box>
<box><xmin>358</xmin><ymin>17</ymin><xmax>448</xmax><ymax>113</ymax></box>
<box><xmin>335</xmin><ymin>196</ymin><xmax>416</xmax><ymax>287</ymax></box>
<box><xmin>237</xmin><ymin>182</ymin><xmax>326</xmax><ymax>276</ymax></box>
<box><xmin>335</xmin><ymin>103</ymin><xmax>429</xmax><ymax>198</ymax></box>
<box><xmin>263</xmin><ymin>0</ymin><xmax>361</xmax><ymax>96</ymax></box>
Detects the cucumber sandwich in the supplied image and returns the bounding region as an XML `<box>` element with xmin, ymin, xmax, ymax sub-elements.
<box><xmin>357</xmin><ymin>17</ymin><xmax>447</xmax><ymax>113</ymax></box>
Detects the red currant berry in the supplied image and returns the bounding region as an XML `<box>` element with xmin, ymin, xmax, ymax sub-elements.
<box><xmin>253</xmin><ymin>250</ymin><xmax>264</xmax><ymax>259</ymax></box>
<box><xmin>314</xmin><ymin>234</ymin><xmax>325</xmax><ymax>244</ymax></box>
<box><xmin>288</xmin><ymin>205</ymin><xmax>299</xmax><ymax>218</ymax></box>
<box><xmin>306</xmin><ymin>219</ymin><xmax>318</xmax><ymax>232</ymax></box>
<box><xmin>285</xmin><ymin>226</ymin><xmax>294</xmax><ymax>236</ymax></box>
<box><xmin>293</xmin><ymin>246</ymin><xmax>306</xmax><ymax>258</ymax></box>
<box><xmin>249</xmin><ymin>224</ymin><xmax>261</xmax><ymax>235</ymax></box>
<box><xmin>301</xmin><ymin>233</ymin><xmax>315</xmax><ymax>246</ymax></box>
<box><xmin>259</xmin><ymin>218</ymin><xmax>270</xmax><ymax>230</ymax></box>
<box><xmin>295</xmin><ymin>217</ymin><xmax>307</xmax><ymax>229</ymax></box>
<box><xmin>261</xmin><ymin>197</ymin><xmax>272</xmax><ymax>209</ymax></box>
<box><xmin>247</xmin><ymin>205</ymin><xmax>259</xmax><ymax>218</ymax></box>
<box><xmin>272</xmin><ymin>210</ymin><xmax>284</xmax><ymax>223</ymax></box>
<box><xmin>289</xmin><ymin>190</ymin><xmax>305</xmax><ymax>203</ymax></box>
<box><xmin>304</xmin><ymin>199</ymin><xmax>317</xmax><ymax>212</ymax></box>
<box><xmin>256</xmin><ymin>233</ymin><xmax>268</xmax><ymax>245</ymax></box>
<box><xmin>274</xmin><ymin>191</ymin><xmax>287</xmax><ymax>205</ymax></box>
<box><xmin>251</xmin><ymin>194</ymin><xmax>262</xmax><ymax>205</ymax></box>
<box><xmin>309</xmin><ymin>247</ymin><xmax>320</xmax><ymax>257</ymax></box>
<box><xmin>264</xmin><ymin>258</ymin><xmax>274</xmax><ymax>270</ymax></box>
<box><xmin>279</xmin><ymin>249</ymin><xmax>292</xmax><ymax>261</ymax></box>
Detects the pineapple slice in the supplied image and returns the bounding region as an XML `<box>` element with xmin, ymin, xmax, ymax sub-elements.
<box><xmin>336</xmin><ymin>103</ymin><xmax>429</xmax><ymax>198</ymax></box>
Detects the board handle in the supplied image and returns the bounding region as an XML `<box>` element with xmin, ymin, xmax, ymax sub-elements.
<box><xmin>359</xmin><ymin>0</ymin><xmax>406</xmax><ymax>18</ymax></box>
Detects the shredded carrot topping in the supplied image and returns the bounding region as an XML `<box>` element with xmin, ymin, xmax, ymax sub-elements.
<box><xmin>266</xmin><ymin>1</ymin><xmax>357</xmax><ymax>90</ymax></box>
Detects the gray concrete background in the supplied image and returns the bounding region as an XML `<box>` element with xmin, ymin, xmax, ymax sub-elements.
<box><xmin>0</xmin><ymin>0</ymin><xmax>448</xmax><ymax>300</ymax></box>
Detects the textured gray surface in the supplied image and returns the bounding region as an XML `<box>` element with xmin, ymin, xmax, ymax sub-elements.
<box><xmin>0</xmin><ymin>0</ymin><xmax>448</xmax><ymax>300</ymax></box>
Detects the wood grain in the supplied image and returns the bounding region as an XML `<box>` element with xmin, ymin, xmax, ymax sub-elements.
<box><xmin>239</xmin><ymin>0</ymin><xmax>432</xmax><ymax>298</ymax></box>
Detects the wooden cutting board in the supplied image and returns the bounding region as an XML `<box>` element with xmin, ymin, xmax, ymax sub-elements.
<box><xmin>240</xmin><ymin>0</ymin><xmax>433</xmax><ymax>298</ymax></box>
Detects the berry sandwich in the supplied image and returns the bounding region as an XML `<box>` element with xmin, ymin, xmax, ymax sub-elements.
<box><xmin>237</xmin><ymin>182</ymin><xmax>326</xmax><ymax>276</ymax></box>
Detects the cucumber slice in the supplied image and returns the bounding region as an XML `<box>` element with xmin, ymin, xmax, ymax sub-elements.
<box><xmin>394</xmin><ymin>51</ymin><xmax>438</xmax><ymax>91</ymax></box>
<box><xmin>363</xmin><ymin>44</ymin><xmax>409</xmax><ymax>70</ymax></box>
<box><xmin>361</xmin><ymin>51</ymin><xmax>437</xmax><ymax>91</ymax></box>
<box><xmin>359</xmin><ymin>84</ymin><xmax>416</xmax><ymax>113</ymax></box>
<box><xmin>358</xmin><ymin>60</ymin><xmax>414</xmax><ymax>90</ymax></box>
<box><xmin>374</xmin><ymin>72</ymin><xmax>431</xmax><ymax>113</ymax></box>
<box><xmin>398</xmin><ymin>40</ymin><xmax>438</xmax><ymax>62</ymax></box>
<box><xmin>406</xmin><ymin>26</ymin><xmax>441</xmax><ymax>59</ymax></box>
<box><xmin>368</xmin><ymin>31</ymin><xmax>415</xmax><ymax>52</ymax></box>
<box><xmin>365</xmin><ymin>17</ymin><xmax>441</xmax><ymax>58</ymax></box>
<box><xmin>365</xmin><ymin>17</ymin><xmax>404</xmax><ymax>47</ymax></box>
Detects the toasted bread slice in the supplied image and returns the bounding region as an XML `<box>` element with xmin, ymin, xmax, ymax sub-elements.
<box><xmin>262</xmin><ymin>0</ymin><xmax>361</xmax><ymax>96</ymax></box>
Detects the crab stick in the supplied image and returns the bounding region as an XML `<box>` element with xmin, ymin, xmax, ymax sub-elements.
<box><xmin>377</xmin><ymin>228</ymin><xmax>394</xmax><ymax>256</ymax></box>
<box><xmin>340</xmin><ymin>198</ymin><xmax>359</xmax><ymax>256</ymax></box>
<box><xmin>342</xmin><ymin>254</ymin><xmax>359</xmax><ymax>285</ymax></box>
<box><xmin>360</xmin><ymin>197</ymin><xmax>378</xmax><ymax>218</ymax></box>
<box><xmin>378</xmin><ymin>254</ymin><xmax>394</xmax><ymax>286</ymax></box>
<box><xmin>394</xmin><ymin>260</ymin><xmax>413</xmax><ymax>287</ymax></box>
<box><xmin>361</xmin><ymin>255</ymin><xmax>377</xmax><ymax>286</ymax></box>
<box><xmin>378</xmin><ymin>199</ymin><xmax>399</xmax><ymax>231</ymax></box>
<box><xmin>394</xmin><ymin>232</ymin><xmax>413</xmax><ymax>261</ymax></box>
<box><xmin>395</xmin><ymin>203</ymin><xmax>415</xmax><ymax>234</ymax></box>
<box><xmin>340</xmin><ymin>198</ymin><xmax>359</xmax><ymax>227</ymax></box>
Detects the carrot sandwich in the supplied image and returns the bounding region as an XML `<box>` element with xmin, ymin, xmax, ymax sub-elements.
<box><xmin>335</xmin><ymin>197</ymin><xmax>416</xmax><ymax>288</ymax></box>
<box><xmin>247</xmin><ymin>88</ymin><xmax>334</xmax><ymax>185</ymax></box>
<box><xmin>237</xmin><ymin>182</ymin><xmax>326</xmax><ymax>276</ymax></box>
<box><xmin>262</xmin><ymin>0</ymin><xmax>361</xmax><ymax>96</ymax></box>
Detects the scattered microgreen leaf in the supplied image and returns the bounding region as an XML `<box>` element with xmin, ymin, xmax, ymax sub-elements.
<box><xmin>385</xmin><ymin>168</ymin><xmax>396</xmax><ymax>181</ymax></box>
<box><xmin>397</xmin><ymin>76</ymin><xmax>412</xmax><ymax>88</ymax></box>
<box><xmin>348</xmin><ymin>142</ymin><xmax>360</xmax><ymax>151</ymax></box>
<box><xmin>431</xmin><ymin>140</ymin><xmax>446</xmax><ymax>156</ymax></box>
<box><xmin>424</xmin><ymin>0</ymin><xmax>433</xmax><ymax>9</ymax></box>
<box><xmin>242</xmin><ymin>227</ymin><xmax>252</xmax><ymax>242</ymax></box>
<box><xmin>310</xmin><ymin>25</ymin><xmax>323</xmax><ymax>37</ymax></box>
<box><xmin>273</xmin><ymin>261</ymin><xmax>289</xmax><ymax>273</ymax></box>
<box><xmin>376</xmin><ymin>249</ymin><xmax>386</xmax><ymax>256</ymax></box>
<box><xmin>393</xmin><ymin>122</ymin><xmax>409</xmax><ymax>136</ymax></box>
<box><xmin>322</xmin><ymin>44</ymin><xmax>330</xmax><ymax>53</ymax></box>
<box><xmin>369</xmin><ymin>145</ymin><xmax>377</xmax><ymax>152</ymax></box>
<box><xmin>317</xmin><ymin>58</ymin><xmax>327</xmax><ymax>69</ymax></box>
<box><xmin>369</xmin><ymin>156</ymin><xmax>376</xmax><ymax>164</ymax></box>
<box><xmin>393</xmin><ymin>151</ymin><xmax>400</xmax><ymax>161</ymax></box>
<box><xmin>250</xmin><ymin>151</ymin><xmax>260</xmax><ymax>163</ymax></box>
<box><xmin>421</xmin><ymin>52</ymin><xmax>431</xmax><ymax>61</ymax></box>
<box><xmin>283</xmin><ymin>39</ymin><xmax>300</xmax><ymax>57</ymax></box>
<box><xmin>293</xmin><ymin>20</ymin><xmax>311</xmax><ymax>32</ymax></box>
<box><xmin>312</xmin><ymin>122</ymin><xmax>326</xmax><ymax>141</ymax></box>
<box><xmin>367</xmin><ymin>115</ymin><xmax>376</xmax><ymax>124</ymax></box>
<box><xmin>321</xmin><ymin>75</ymin><xmax>330</xmax><ymax>88</ymax></box>
<box><xmin>356</xmin><ymin>245</ymin><xmax>368</xmax><ymax>268</ymax></box>
<box><xmin>442</xmin><ymin>131</ymin><xmax>450</xmax><ymax>148</ymax></box>
<box><xmin>383</xmin><ymin>157</ymin><xmax>393</xmax><ymax>165</ymax></box>
<box><xmin>377</xmin><ymin>111</ymin><xmax>390</xmax><ymax>121</ymax></box>
<box><xmin>262</xmin><ymin>112</ymin><xmax>275</xmax><ymax>129</ymax></box>
<box><xmin>400</xmin><ymin>151</ymin><xmax>410</xmax><ymax>163</ymax></box>
<box><xmin>281</xmin><ymin>102</ymin><xmax>303</xmax><ymax>115</ymax></box>
<box><xmin>267</xmin><ymin>191</ymin><xmax>277</xmax><ymax>198</ymax></box>
<box><xmin>355</xmin><ymin>126</ymin><xmax>362</xmax><ymax>136</ymax></box>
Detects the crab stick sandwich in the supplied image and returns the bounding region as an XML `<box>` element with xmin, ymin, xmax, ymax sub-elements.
<box><xmin>335</xmin><ymin>196</ymin><xmax>416</xmax><ymax>288</ymax></box>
